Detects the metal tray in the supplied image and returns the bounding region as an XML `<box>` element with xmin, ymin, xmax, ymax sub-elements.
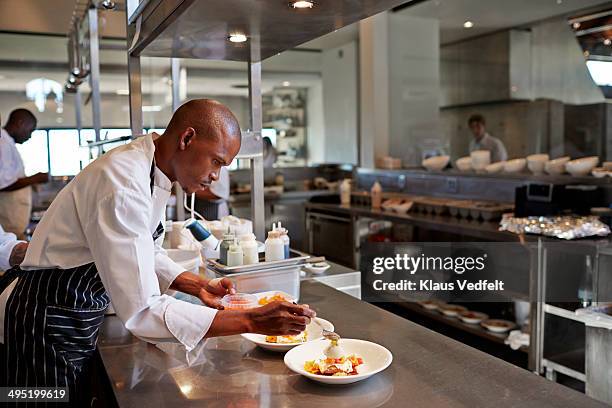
<box><xmin>207</xmin><ymin>253</ymin><xmax>310</xmax><ymax>274</ymax></box>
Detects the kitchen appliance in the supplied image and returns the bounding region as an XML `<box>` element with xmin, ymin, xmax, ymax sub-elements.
<box><xmin>515</xmin><ymin>183</ymin><xmax>604</xmax><ymax>217</ymax></box>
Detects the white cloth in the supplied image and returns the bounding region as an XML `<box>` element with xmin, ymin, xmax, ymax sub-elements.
<box><xmin>0</xmin><ymin>128</ymin><xmax>25</xmax><ymax>189</ymax></box>
<box><xmin>469</xmin><ymin>133</ymin><xmax>508</xmax><ymax>163</ymax></box>
<box><xmin>0</xmin><ymin>134</ymin><xmax>218</xmax><ymax>349</ymax></box>
<box><xmin>208</xmin><ymin>166</ymin><xmax>230</xmax><ymax>218</ymax></box>
<box><xmin>0</xmin><ymin>224</ymin><xmax>22</xmax><ymax>271</ymax></box>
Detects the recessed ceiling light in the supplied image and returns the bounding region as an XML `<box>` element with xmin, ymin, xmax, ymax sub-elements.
<box><xmin>228</xmin><ymin>33</ymin><xmax>248</xmax><ymax>43</ymax></box>
<box><xmin>604</xmin><ymin>38</ymin><xmax>612</xmax><ymax>46</ymax></box>
<box><xmin>115</xmin><ymin>89</ymin><xmax>129</xmax><ymax>95</ymax></box>
<box><xmin>463</xmin><ymin>21</ymin><xmax>474</xmax><ymax>29</ymax></box>
<box><xmin>291</xmin><ymin>1</ymin><xmax>314</xmax><ymax>9</ymax></box>
<box><xmin>282</xmin><ymin>81</ymin><xmax>291</xmax><ymax>87</ymax></box>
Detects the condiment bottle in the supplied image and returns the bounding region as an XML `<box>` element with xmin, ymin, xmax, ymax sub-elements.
<box><xmin>239</xmin><ymin>233</ymin><xmax>259</xmax><ymax>265</ymax></box>
<box><xmin>340</xmin><ymin>179</ymin><xmax>351</xmax><ymax>206</ymax></box>
<box><xmin>265</xmin><ymin>230</ymin><xmax>284</xmax><ymax>262</ymax></box>
<box><xmin>276</xmin><ymin>222</ymin><xmax>290</xmax><ymax>259</ymax></box>
<box><xmin>371</xmin><ymin>181</ymin><xmax>382</xmax><ymax>209</ymax></box>
<box><xmin>219</xmin><ymin>228</ymin><xmax>235</xmax><ymax>265</ymax></box>
<box><xmin>227</xmin><ymin>239</ymin><xmax>244</xmax><ymax>267</ymax></box>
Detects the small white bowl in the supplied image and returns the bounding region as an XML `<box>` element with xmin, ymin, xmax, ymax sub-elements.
<box><xmin>503</xmin><ymin>158</ymin><xmax>527</xmax><ymax>173</ymax></box>
<box><xmin>527</xmin><ymin>154</ymin><xmax>549</xmax><ymax>175</ymax></box>
<box><xmin>470</xmin><ymin>150</ymin><xmax>491</xmax><ymax>171</ymax></box>
<box><xmin>481</xmin><ymin>319</ymin><xmax>516</xmax><ymax>333</ymax></box>
<box><xmin>603</xmin><ymin>161</ymin><xmax>612</xmax><ymax>171</ymax></box>
<box><xmin>592</xmin><ymin>167</ymin><xmax>609</xmax><ymax>178</ymax></box>
<box><xmin>458</xmin><ymin>311</ymin><xmax>488</xmax><ymax>325</ymax></box>
<box><xmin>242</xmin><ymin>318</ymin><xmax>334</xmax><ymax>352</ymax></box>
<box><xmin>422</xmin><ymin>155</ymin><xmax>450</xmax><ymax>171</ymax></box>
<box><xmin>303</xmin><ymin>262</ymin><xmax>331</xmax><ymax>274</ymax></box>
<box><xmin>565</xmin><ymin>156</ymin><xmax>599</xmax><ymax>177</ymax></box>
<box><xmin>544</xmin><ymin>156</ymin><xmax>570</xmax><ymax>175</ymax></box>
<box><xmin>484</xmin><ymin>161</ymin><xmax>504</xmax><ymax>174</ymax></box>
<box><xmin>284</xmin><ymin>339</ymin><xmax>393</xmax><ymax>385</ymax></box>
<box><xmin>455</xmin><ymin>156</ymin><xmax>472</xmax><ymax>172</ymax></box>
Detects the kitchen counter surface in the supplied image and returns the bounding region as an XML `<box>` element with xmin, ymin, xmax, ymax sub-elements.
<box><xmin>97</xmin><ymin>281</ymin><xmax>605</xmax><ymax>408</ymax></box>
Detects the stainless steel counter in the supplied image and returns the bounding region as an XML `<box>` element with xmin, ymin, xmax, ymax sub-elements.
<box><xmin>97</xmin><ymin>281</ymin><xmax>605</xmax><ymax>408</ymax></box>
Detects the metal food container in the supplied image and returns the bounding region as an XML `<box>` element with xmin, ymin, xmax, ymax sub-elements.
<box><xmin>207</xmin><ymin>266</ymin><xmax>301</xmax><ymax>301</ymax></box>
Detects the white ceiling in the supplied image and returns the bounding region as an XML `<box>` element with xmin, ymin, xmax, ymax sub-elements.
<box><xmin>402</xmin><ymin>0</ymin><xmax>612</xmax><ymax>44</ymax></box>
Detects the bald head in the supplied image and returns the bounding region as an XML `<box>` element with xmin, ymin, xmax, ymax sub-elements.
<box><xmin>155</xmin><ymin>99</ymin><xmax>242</xmax><ymax>194</ymax></box>
<box><xmin>5</xmin><ymin>108</ymin><xmax>37</xmax><ymax>144</ymax></box>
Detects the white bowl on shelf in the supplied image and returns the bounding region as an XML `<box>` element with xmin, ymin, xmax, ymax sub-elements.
<box><xmin>470</xmin><ymin>150</ymin><xmax>491</xmax><ymax>171</ymax></box>
<box><xmin>544</xmin><ymin>156</ymin><xmax>570</xmax><ymax>175</ymax></box>
<box><xmin>565</xmin><ymin>156</ymin><xmax>599</xmax><ymax>177</ymax></box>
<box><xmin>503</xmin><ymin>158</ymin><xmax>527</xmax><ymax>173</ymax></box>
<box><xmin>455</xmin><ymin>156</ymin><xmax>472</xmax><ymax>172</ymax></box>
<box><xmin>422</xmin><ymin>155</ymin><xmax>450</xmax><ymax>171</ymax></box>
<box><xmin>284</xmin><ymin>339</ymin><xmax>393</xmax><ymax>385</ymax></box>
<box><xmin>603</xmin><ymin>161</ymin><xmax>612</xmax><ymax>171</ymax></box>
<box><xmin>484</xmin><ymin>161</ymin><xmax>504</xmax><ymax>174</ymax></box>
<box><xmin>526</xmin><ymin>154</ymin><xmax>549</xmax><ymax>175</ymax></box>
<box><xmin>592</xmin><ymin>167</ymin><xmax>609</xmax><ymax>178</ymax></box>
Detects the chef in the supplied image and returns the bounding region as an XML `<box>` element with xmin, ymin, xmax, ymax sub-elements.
<box><xmin>468</xmin><ymin>114</ymin><xmax>508</xmax><ymax>163</ymax></box>
<box><xmin>0</xmin><ymin>109</ymin><xmax>49</xmax><ymax>238</ymax></box>
<box><xmin>0</xmin><ymin>99</ymin><xmax>314</xmax><ymax>403</ymax></box>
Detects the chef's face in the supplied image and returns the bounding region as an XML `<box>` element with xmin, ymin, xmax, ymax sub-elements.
<box><xmin>172</xmin><ymin>127</ymin><xmax>240</xmax><ymax>194</ymax></box>
<box><xmin>469</xmin><ymin>121</ymin><xmax>485</xmax><ymax>139</ymax></box>
<box><xmin>13</xmin><ymin>121</ymin><xmax>36</xmax><ymax>144</ymax></box>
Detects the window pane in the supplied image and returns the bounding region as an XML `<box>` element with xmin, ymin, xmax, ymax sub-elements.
<box><xmin>15</xmin><ymin>130</ymin><xmax>49</xmax><ymax>176</ymax></box>
<box><xmin>48</xmin><ymin>129</ymin><xmax>81</xmax><ymax>176</ymax></box>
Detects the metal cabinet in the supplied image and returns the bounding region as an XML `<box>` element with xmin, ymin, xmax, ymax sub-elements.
<box><xmin>306</xmin><ymin>211</ymin><xmax>356</xmax><ymax>268</ymax></box>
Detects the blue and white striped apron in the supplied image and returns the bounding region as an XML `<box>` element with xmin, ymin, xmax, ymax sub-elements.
<box><xmin>0</xmin><ymin>159</ymin><xmax>164</xmax><ymax>403</ymax></box>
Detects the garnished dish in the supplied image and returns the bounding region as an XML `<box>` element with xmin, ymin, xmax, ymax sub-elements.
<box><xmin>458</xmin><ymin>310</ymin><xmax>488</xmax><ymax>324</ymax></box>
<box><xmin>258</xmin><ymin>292</ymin><xmax>291</xmax><ymax>305</ymax></box>
<box><xmin>481</xmin><ymin>319</ymin><xmax>516</xmax><ymax>333</ymax></box>
<box><xmin>266</xmin><ymin>330</ymin><xmax>308</xmax><ymax>344</ymax></box>
<box><xmin>303</xmin><ymin>339</ymin><xmax>363</xmax><ymax>376</ymax></box>
<box><xmin>417</xmin><ymin>300</ymin><xmax>440</xmax><ymax>310</ymax></box>
<box><xmin>439</xmin><ymin>304</ymin><xmax>468</xmax><ymax>317</ymax></box>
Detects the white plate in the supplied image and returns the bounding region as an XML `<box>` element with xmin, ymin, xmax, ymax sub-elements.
<box><xmin>241</xmin><ymin>318</ymin><xmax>334</xmax><ymax>352</ymax></box>
<box><xmin>303</xmin><ymin>262</ymin><xmax>331</xmax><ymax>274</ymax></box>
<box><xmin>440</xmin><ymin>305</ymin><xmax>467</xmax><ymax>317</ymax></box>
<box><xmin>284</xmin><ymin>339</ymin><xmax>393</xmax><ymax>385</ymax></box>
<box><xmin>458</xmin><ymin>311</ymin><xmax>488</xmax><ymax>324</ymax></box>
<box><xmin>481</xmin><ymin>319</ymin><xmax>516</xmax><ymax>333</ymax></box>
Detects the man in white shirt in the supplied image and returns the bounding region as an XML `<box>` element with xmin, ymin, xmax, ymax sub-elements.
<box><xmin>0</xmin><ymin>109</ymin><xmax>49</xmax><ymax>238</ymax></box>
<box><xmin>0</xmin><ymin>99</ymin><xmax>313</xmax><ymax>401</ymax></box>
<box><xmin>468</xmin><ymin>114</ymin><xmax>508</xmax><ymax>163</ymax></box>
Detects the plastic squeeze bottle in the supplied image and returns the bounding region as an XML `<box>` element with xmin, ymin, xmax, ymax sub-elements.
<box><xmin>219</xmin><ymin>228</ymin><xmax>235</xmax><ymax>265</ymax></box>
<box><xmin>227</xmin><ymin>239</ymin><xmax>244</xmax><ymax>267</ymax></box>
<box><xmin>265</xmin><ymin>230</ymin><xmax>284</xmax><ymax>262</ymax></box>
<box><xmin>371</xmin><ymin>181</ymin><xmax>382</xmax><ymax>209</ymax></box>
<box><xmin>239</xmin><ymin>233</ymin><xmax>259</xmax><ymax>265</ymax></box>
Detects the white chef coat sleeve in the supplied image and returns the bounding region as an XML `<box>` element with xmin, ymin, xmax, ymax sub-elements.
<box><xmin>153</xmin><ymin>233</ymin><xmax>186</xmax><ymax>294</ymax></box>
<box><xmin>0</xmin><ymin>224</ymin><xmax>21</xmax><ymax>271</ymax></box>
<box><xmin>84</xmin><ymin>189</ymin><xmax>217</xmax><ymax>351</ymax></box>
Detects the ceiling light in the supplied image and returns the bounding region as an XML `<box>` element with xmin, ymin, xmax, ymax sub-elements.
<box><xmin>291</xmin><ymin>1</ymin><xmax>314</xmax><ymax>9</ymax></box>
<box><xmin>604</xmin><ymin>38</ymin><xmax>612</xmax><ymax>46</ymax></box>
<box><xmin>282</xmin><ymin>81</ymin><xmax>291</xmax><ymax>87</ymax></box>
<box><xmin>115</xmin><ymin>89</ymin><xmax>130</xmax><ymax>95</ymax></box>
<box><xmin>572</xmin><ymin>22</ymin><xmax>581</xmax><ymax>29</ymax></box>
<box><xmin>228</xmin><ymin>33</ymin><xmax>248</xmax><ymax>43</ymax></box>
<box><xmin>463</xmin><ymin>21</ymin><xmax>474</xmax><ymax>29</ymax></box>
<box><xmin>142</xmin><ymin>105</ymin><xmax>163</xmax><ymax>112</ymax></box>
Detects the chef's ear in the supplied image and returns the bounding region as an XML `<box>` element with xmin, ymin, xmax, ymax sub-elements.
<box><xmin>179</xmin><ymin>127</ymin><xmax>196</xmax><ymax>150</ymax></box>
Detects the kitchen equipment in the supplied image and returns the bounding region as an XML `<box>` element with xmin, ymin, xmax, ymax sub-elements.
<box><xmin>503</xmin><ymin>158</ymin><xmax>527</xmax><ymax>173</ymax></box>
<box><xmin>565</xmin><ymin>156</ymin><xmax>599</xmax><ymax>176</ymax></box>
<box><xmin>544</xmin><ymin>156</ymin><xmax>570</xmax><ymax>175</ymax></box>
<box><xmin>284</xmin><ymin>339</ymin><xmax>393</xmax><ymax>385</ymax></box>
<box><xmin>239</xmin><ymin>233</ymin><xmax>259</xmax><ymax>265</ymax></box>
<box><xmin>527</xmin><ymin>154</ymin><xmax>549</xmax><ymax>175</ymax></box>
<box><xmin>455</xmin><ymin>156</ymin><xmax>472</xmax><ymax>172</ymax></box>
<box><xmin>227</xmin><ymin>240</ymin><xmax>244</xmax><ymax>267</ymax></box>
<box><xmin>515</xmin><ymin>183</ymin><xmax>604</xmax><ymax>217</ymax></box>
<box><xmin>470</xmin><ymin>150</ymin><xmax>491</xmax><ymax>171</ymax></box>
<box><xmin>422</xmin><ymin>155</ymin><xmax>450</xmax><ymax>171</ymax></box>
<box><xmin>265</xmin><ymin>230</ymin><xmax>285</xmax><ymax>262</ymax></box>
<box><xmin>485</xmin><ymin>161</ymin><xmax>504</xmax><ymax>174</ymax></box>
<box><xmin>219</xmin><ymin>230</ymin><xmax>235</xmax><ymax>265</ymax></box>
<box><xmin>208</xmin><ymin>265</ymin><xmax>301</xmax><ymax>300</ymax></box>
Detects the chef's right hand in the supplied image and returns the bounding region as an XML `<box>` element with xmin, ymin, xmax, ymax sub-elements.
<box><xmin>248</xmin><ymin>302</ymin><xmax>316</xmax><ymax>335</ymax></box>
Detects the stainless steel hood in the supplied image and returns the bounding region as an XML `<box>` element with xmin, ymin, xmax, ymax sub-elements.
<box><xmin>128</xmin><ymin>0</ymin><xmax>411</xmax><ymax>61</ymax></box>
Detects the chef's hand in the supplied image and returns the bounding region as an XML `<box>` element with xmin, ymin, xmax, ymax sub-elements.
<box><xmin>247</xmin><ymin>302</ymin><xmax>316</xmax><ymax>335</ymax></box>
<box><xmin>198</xmin><ymin>277</ymin><xmax>236</xmax><ymax>309</ymax></box>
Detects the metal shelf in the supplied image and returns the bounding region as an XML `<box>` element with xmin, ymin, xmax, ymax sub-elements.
<box><xmin>543</xmin><ymin>349</ymin><xmax>586</xmax><ymax>382</ymax></box>
<box><xmin>544</xmin><ymin>304</ymin><xmax>588</xmax><ymax>324</ymax></box>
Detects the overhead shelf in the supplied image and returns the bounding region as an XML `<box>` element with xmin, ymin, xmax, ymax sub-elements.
<box><xmin>128</xmin><ymin>0</ymin><xmax>410</xmax><ymax>61</ymax></box>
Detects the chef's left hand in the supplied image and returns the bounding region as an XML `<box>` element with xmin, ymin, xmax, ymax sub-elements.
<box><xmin>198</xmin><ymin>277</ymin><xmax>236</xmax><ymax>309</ymax></box>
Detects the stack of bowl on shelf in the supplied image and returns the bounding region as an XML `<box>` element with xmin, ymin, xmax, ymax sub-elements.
<box><xmin>417</xmin><ymin>300</ymin><xmax>517</xmax><ymax>334</ymax></box>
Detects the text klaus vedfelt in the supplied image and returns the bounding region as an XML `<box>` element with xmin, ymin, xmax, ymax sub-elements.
<box><xmin>370</xmin><ymin>254</ymin><xmax>504</xmax><ymax>292</ymax></box>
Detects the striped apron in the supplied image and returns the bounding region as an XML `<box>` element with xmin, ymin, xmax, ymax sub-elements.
<box><xmin>0</xmin><ymin>159</ymin><xmax>164</xmax><ymax>404</ymax></box>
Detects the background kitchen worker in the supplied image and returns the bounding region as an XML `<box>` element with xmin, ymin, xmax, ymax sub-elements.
<box><xmin>0</xmin><ymin>109</ymin><xmax>49</xmax><ymax>238</ymax></box>
<box><xmin>0</xmin><ymin>99</ymin><xmax>314</xmax><ymax>404</ymax></box>
<box><xmin>468</xmin><ymin>114</ymin><xmax>508</xmax><ymax>163</ymax></box>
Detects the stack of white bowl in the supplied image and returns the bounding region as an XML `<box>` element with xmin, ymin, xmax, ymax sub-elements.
<box><xmin>470</xmin><ymin>150</ymin><xmax>491</xmax><ymax>171</ymax></box>
<box><xmin>422</xmin><ymin>155</ymin><xmax>450</xmax><ymax>171</ymax></box>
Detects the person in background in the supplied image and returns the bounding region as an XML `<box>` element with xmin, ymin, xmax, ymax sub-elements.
<box><xmin>0</xmin><ymin>224</ymin><xmax>28</xmax><ymax>272</ymax></box>
<box><xmin>0</xmin><ymin>109</ymin><xmax>49</xmax><ymax>239</ymax></box>
<box><xmin>263</xmin><ymin>136</ymin><xmax>277</xmax><ymax>168</ymax></box>
<box><xmin>468</xmin><ymin>114</ymin><xmax>508</xmax><ymax>163</ymax></box>
<box><xmin>195</xmin><ymin>166</ymin><xmax>230</xmax><ymax>219</ymax></box>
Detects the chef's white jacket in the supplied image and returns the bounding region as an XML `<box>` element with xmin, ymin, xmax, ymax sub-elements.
<box><xmin>0</xmin><ymin>134</ymin><xmax>218</xmax><ymax>349</ymax></box>
<box><xmin>0</xmin><ymin>224</ymin><xmax>22</xmax><ymax>271</ymax></box>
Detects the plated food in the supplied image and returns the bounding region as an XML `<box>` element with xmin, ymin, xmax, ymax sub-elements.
<box><xmin>439</xmin><ymin>304</ymin><xmax>468</xmax><ymax>317</ymax></box>
<box><xmin>257</xmin><ymin>292</ymin><xmax>293</xmax><ymax>305</ymax></box>
<box><xmin>417</xmin><ymin>300</ymin><xmax>440</xmax><ymax>310</ymax></box>
<box><xmin>458</xmin><ymin>310</ymin><xmax>488</xmax><ymax>324</ymax></box>
<box><xmin>284</xmin><ymin>338</ymin><xmax>393</xmax><ymax>384</ymax></box>
<box><xmin>241</xmin><ymin>317</ymin><xmax>334</xmax><ymax>352</ymax></box>
<box><xmin>481</xmin><ymin>319</ymin><xmax>516</xmax><ymax>333</ymax></box>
